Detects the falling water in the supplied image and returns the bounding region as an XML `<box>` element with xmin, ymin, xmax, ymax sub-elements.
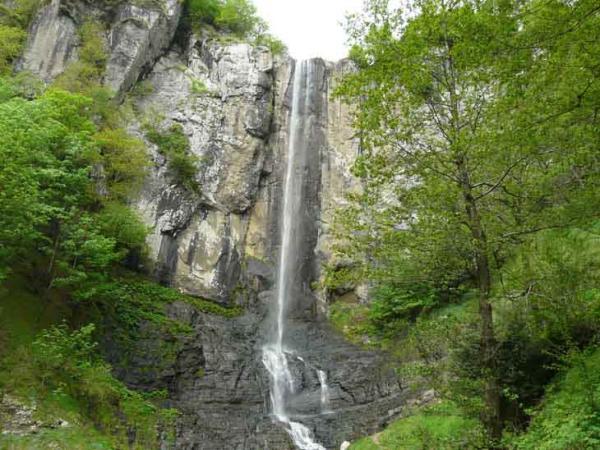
<box><xmin>261</xmin><ymin>60</ymin><xmax>326</xmax><ymax>450</ymax></box>
<box><xmin>317</xmin><ymin>370</ymin><xmax>331</xmax><ymax>411</ymax></box>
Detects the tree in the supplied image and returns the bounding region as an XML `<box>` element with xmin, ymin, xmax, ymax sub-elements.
<box><xmin>336</xmin><ymin>0</ymin><xmax>600</xmax><ymax>441</ymax></box>
<box><xmin>215</xmin><ymin>0</ymin><xmax>259</xmax><ymax>36</ymax></box>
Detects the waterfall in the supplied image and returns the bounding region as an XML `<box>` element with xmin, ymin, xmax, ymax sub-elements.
<box><xmin>261</xmin><ymin>60</ymin><xmax>326</xmax><ymax>450</ymax></box>
<box><xmin>318</xmin><ymin>370</ymin><xmax>331</xmax><ymax>411</ymax></box>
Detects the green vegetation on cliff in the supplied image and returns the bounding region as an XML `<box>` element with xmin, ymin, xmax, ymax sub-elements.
<box><xmin>185</xmin><ymin>0</ymin><xmax>285</xmax><ymax>54</ymax></box>
<box><xmin>0</xmin><ymin>280</ymin><xmax>179</xmax><ymax>449</ymax></box>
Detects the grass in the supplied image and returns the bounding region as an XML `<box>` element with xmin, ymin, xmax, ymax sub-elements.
<box><xmin>349</xmin><ymin>402</ymin><xmax>485</xmax><ymax>450</ymax></box>
<box><xmin>0</xmin><ymin>426</ymin><xmax>116</xmax><ymax>450</ymax></box>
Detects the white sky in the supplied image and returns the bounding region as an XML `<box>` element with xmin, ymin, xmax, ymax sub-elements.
<box><xmin>252</xmin><ymin>0</ymin><xmax>364</xmax><ymax>61</ymax></box>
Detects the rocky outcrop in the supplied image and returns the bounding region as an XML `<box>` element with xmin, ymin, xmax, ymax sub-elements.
<box><xmin>18</xmin><ymin>0</ymin><xmax>79</xmax><ymax>80</ymax></box>
<box><xmin>0</xmin><ymin>394</ymin><xmax>70</xmax><ymax>437</ymax></box>
<box><xmin>19</xmin><ymin>0</ymin><xmax>182</xmax><ymax>95</ymax></box>
<box><xmin>16</xmin><ymin>2</ymin><xmax>410</xmax><ymax>449</ymax></box>
<box><xmin>133</xmin><ymin>39</ymin><xmax>275</xmax><ymax>303</ymax></box>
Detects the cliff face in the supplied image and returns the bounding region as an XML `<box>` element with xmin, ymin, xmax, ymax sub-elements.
<box><xmin>18</xmin><ymin>2</ymin><xmax>409</xmax><ymax>448</ymax></box>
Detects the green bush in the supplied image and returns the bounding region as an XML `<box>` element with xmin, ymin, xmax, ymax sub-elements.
<box><xmin>145</xmin><ymin>122</ymin><xmax>201</xmax><ymax>193</ymax></box>
<box><xmin>53</xmin><ymin>21</ymin><xmax>107</xmax><ymax>92</ymax></box>
<box><xmin>83</xmin><ymin>277</ymin><xmax>242</xmax><ymax>322</ymax></box>
<box><xmin>0</xmin><ymin>0</ymin><xmax>44</xmax><ymax>29</ymax></box>
<box><xmin>185</xmin><ymin>0</ymin><xmax>285</xmax><ymax>55</ymax></box>
<box><xmin>93</xmin><ymin>127</ymin><xmax>150</xmax><ymax>199</ymax></box>
<box><xmin>214</xmin><ymin>0</ymin><xmax>258</xmax><ymax>36</ymax></box>
<box><xmin>96</xmin><ymin>202</ymin><xmax>149</xmax><ymax>259</ymax></box>
<box><xmin>255</xmin><ymin>32</ymin><xmax>286</xmax><ymax>56</ymax></box>
<box><xmin>0</xmin><ymin>25</ymin><xmax>26</xmax><ymax>73</ymax></box>
<box><xmin>369</xmin><ymin>283</ymin><xmax>438</xmax><ymax>336</ymax></box>
<box><xmin>509</xmin><ymin>347</ymin><xmax>600</xmax><ymax>450</ymax></box>
<box><xmin>329</xmin><ymin>297</ymin><xmax>373</xmax><ymax>344</ymax></box>
<box><xmin>187</xmin><ymin>0</ymin><xmax>221</xmax><ymax>25</ymax></box>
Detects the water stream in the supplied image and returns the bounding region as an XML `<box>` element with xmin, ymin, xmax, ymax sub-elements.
<box><xmin>261</xmin><ymin>60</ymin><xmax>327</xmax><ymax>450</ymax></box>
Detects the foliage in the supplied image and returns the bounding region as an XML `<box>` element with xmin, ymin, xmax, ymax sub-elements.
<box><xmin>349</xmin><ymin>402</ymin><xmax>486</xmax><ymax>450</ymax></box>
<box><xmin>187</xmin><ymin>0</ymin><xmax>221</xmax><ymax>25</ymax></box>
<box><xmin>184</xmin><ymin>0</ymin><xmax>286</xmax><ymax>54</ymax></box>
<box><xmin>0</xmin><ymin>24</ymin><xmax>25</xmax><ymax>73</ymax></box>
<box><xmin>329</xmin><ymin>295</ymin><xmax>373</xmax><ymax>345</ymax></box>
<box><xmin>0</xmin><ymin>0</ymin><xmax>44</xmax><ymax>29</ymax></box>
<box><xmin>0</xmin><ymin>323</ymin><xmax>178</xmax><ymax>449</ymax></box>
<box><xmin>0</xmin><ymin>90</ymin><xmax>94</xmax><ymax>282</ymax></box>
<box><xmin>93</xmin><ymin>127</ymin><xmax>149</xmax><ymax>199</ymax></box>
<box><xmin>493</xmin><ymin>226</ymin><xmax>600</xmax><ymax>423</ymax></box>
<box><xmin>0</xmin><ymin>0</ymin><xmax>44</xmax><ymax>72</ymax></box>
<box><xmin>368</xmin><ymin>283</ymin><xmax>438</xmax><ymax>336</ymax></box>
<box><xmin>53</xmin><ymin>21</ymin><xmax>107</xmax><ymax>92</ymax></box>
<box><xmin>335</xmin><ymin>0</ymin><xmax>600</xmax><ymax>440</ymax></box>
<box><xmin>82</xmin><ymin>277</ymin><xmax>242</xmax><ymax>322</ymax></box>
<box><xmin>0</xmin><ymin>70</ymin><xmax>45</xmax><ymax>101</ymax></box>
<box><xmin>214</xmin><ymin>0</ymin><xmax>258</xmax><ymax>36</ymax></box>
<box><xmin>498</xmin><ymin>227</ymin><xmax>600</xmax><ymax>347</ymax></box>
<box><xmin>190</xmin><ymin>77</ymin><xmax>209</xmax><ymax>94</ymax></box>
<box><xmin>0</xmin><ymin>84</ymin><xmax>148</xmax><ymax>285</ymax></box>
<box><xmin>96</xmin><ymin>203</ymin><xmax>149</xmax><ymax>258</ymax></box>
<box><xmin>144</xmin><ymin>122</ymin><xmax>201</xmax><ymax>193</ymax></box>
<box><xmin>359</xmin><ymin>226</ymin><xmax>600</xmax><ymax>444</ymax></box>
<box><xmin>255</xmin><ymin>32</ymin><xmax>286</xmax><ymax>56</ymax></box>
<box><xmin>508</xmin><ymin>348</ymin><xmax>600</xmax><ymax>450</ymax></box>
<box><xmin>187</xmin><ymin>0</ymin><xmax>258</xmax><ymax>36</ymax></box>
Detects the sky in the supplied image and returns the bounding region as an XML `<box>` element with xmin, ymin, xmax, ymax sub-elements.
<box><xmin>252</xmin><ymin>0</ymin><xmax>364</xmax><ymax>61</ymax></box>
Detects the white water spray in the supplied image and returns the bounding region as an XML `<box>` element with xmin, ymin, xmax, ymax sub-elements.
<box><xmin>261</xmin><ymin>60</ymin><xmax>326</xmax><ymax>450</ymax></box>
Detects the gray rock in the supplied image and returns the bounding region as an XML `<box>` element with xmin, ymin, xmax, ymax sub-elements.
<box><xmin>105</xmin><ymin>0</ymin><xmax>182</xmax><ymax>96</ymax></box>
<box><xmin>18</xmin><ymin>0</ymin><xmax>79</xmax><ymax>80</ymax></box>
<box><xmin>19</xmin><ymin>0</ymin><xmax>182</xmax><ymax>96</ymax></box>
<box><xmin>133</xmin><ymin>39</ymin><xmax>276</xmax><ymax>302</ymax></box>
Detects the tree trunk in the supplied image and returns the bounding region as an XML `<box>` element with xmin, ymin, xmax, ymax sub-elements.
<box><xmin>457</xmin><ymin>158</ymin><xmax>503</xmax><ymax>443</ymax></box>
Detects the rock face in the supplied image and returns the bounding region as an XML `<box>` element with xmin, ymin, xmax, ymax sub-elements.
<box><xmin>17</xmin><ymin>2</ymin><xmax>410</xmax><ymax>448</ymax></box>
<box><xmin>19</xmin><ymin>0</ymin><xmax>182</xmax><ymax>95</ymax></box>
<box><xmin>133</xmin><ymin>39</ymin><xmax>275</xmax><ymax>303</ymax></box>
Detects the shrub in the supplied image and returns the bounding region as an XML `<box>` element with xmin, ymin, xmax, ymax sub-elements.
<box><xmin>368</xmin><ymin>283</ymin><xmax>438</xmax><ymax>337</ymax></box>
<box><xmin>144</xmin><ymin>122</ymin><xmax>201</xmax><ymax>193</ymax></box>
<box><xmin>187</xmin><ymin>0</ymin><xmax>221</xmax><ymax>25</ymax></box>
<box><xmin>96</xmin><ymin>202</ymin><xmax>149</xmax><ymax>261</ymax></box>
<box><xmin>255</xmin><ymin>33</ymin><xmax>287</xmax><ymax>56</ymax></box>
<box><xmin>350</xmin><ymin>402</ymin><xmax>486</xmax><ymax>450</ymax></box>
<box><xmin>93</xmin><ymin>127</ymin><xmax>149</xmax><ymax>199</ymax></box>
<box><xmin>0</xmin><ymin>0</ymin><xmax>44</xmax><ymax>29</ymax></box>
<box><xmin>53</xmin><ymin>21</ymin><xmax>107</xmax><ymax>92</ymax></box>
<box><xmin>510</xmin><ymin>347</ymin><xmax>600</xmax><ymax>450</ymax></box>
<box><xmin>214</xmin><ymin>0</ymin><xmax>258</xmax><ymax>36</ymax></box>
<box><xmin>0</xmin><ymin>25</ymin><xmax>26</xmax><ymax>73</ymax></box>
